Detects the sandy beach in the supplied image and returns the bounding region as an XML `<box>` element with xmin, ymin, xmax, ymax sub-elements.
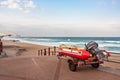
<box><xmin>2</xmin><ymin>40</ymin><xmax>49</xmax><ymax>57</ymax></box>
<box><xmin>0</xmin><ymin>40</ymin><xmax>119</xmax><ymax>80</ymax></box>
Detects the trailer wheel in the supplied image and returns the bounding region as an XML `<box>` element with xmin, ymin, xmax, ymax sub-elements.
<box><xmin>68</xmin><ymin>61</ymin><xmax>77</xmax><ymax>72</ymax></box>
<box><xmin>91</xmin><ymin>63</ymin><xmax>99</xmax><ymax>68</ymax></box>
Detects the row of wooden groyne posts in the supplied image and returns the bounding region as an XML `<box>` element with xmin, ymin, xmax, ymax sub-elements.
<box><xmin>38</xmin><ymin>46</ymin><xmax>57</xmax><ymax>56</ymax></box>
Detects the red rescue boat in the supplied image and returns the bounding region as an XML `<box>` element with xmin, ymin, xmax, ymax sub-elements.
<box><xmin>57</xmin><ymin>41</ymin><xmax>110</xmax><ymax>71</ymax></box>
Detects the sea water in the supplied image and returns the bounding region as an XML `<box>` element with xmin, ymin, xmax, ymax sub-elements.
<box><xmin>4</xmin><ymin>37</ymin><xmax>120</xmax><ymax>53</ymax></box>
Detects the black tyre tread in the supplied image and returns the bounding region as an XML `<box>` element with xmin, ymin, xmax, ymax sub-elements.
<box><xmin>68</xmin><ymin>62</ymin><xmax>77</xmax><ymax>72</ymax></box>
<box><xmin>91</xmin><ymin>63</ymin><xmax>99</xmax><ymax>68</ymax></box>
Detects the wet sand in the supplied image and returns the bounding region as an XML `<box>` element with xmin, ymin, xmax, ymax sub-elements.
<box><xmin>0</xmin><ymin>40</ymin><xmax>119</xmax><ymax>80</ymax></box>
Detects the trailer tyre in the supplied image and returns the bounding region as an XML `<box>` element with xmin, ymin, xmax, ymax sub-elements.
<box><xmin>91</xmin><ymin>63</ymin><xmax>99</xmax><ymax>68</ymax></box>
<box><xmin>68</xmin><ymin>61</ymin><xmax>77</xmax><ymax>72</ymax></box>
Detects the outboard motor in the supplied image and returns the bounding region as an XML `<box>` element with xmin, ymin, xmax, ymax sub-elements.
<box><xmin>85</xmin><ymin>41</ymin><xmax>105</xmax><ymax>61</ymax></box>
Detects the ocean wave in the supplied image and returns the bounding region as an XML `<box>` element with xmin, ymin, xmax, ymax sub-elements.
<box><xmin>22</xmin><ymin>38</ymin><xmax>55</xmax><ymax>42</ymax></box>
<box><xmin>96</xmin><ymin>40</ymin><xmax>120</xmax><ymax>44</ymax></box>
<box><xmin>58</xmin><ymin>41</ymin><xmax>84</xmax><ymax>45</ymax></box>
<box><xmin>99</xmin><ymin>44</ymin><xmax>120</xmax><ymax>47</ymax></box>
<box><xmin>4</xmin><ymin>37</ymin><xmax>120</xmax><ymax>53</ymax></box>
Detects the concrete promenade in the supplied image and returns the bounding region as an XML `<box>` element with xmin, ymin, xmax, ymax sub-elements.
<box><xmin>0</xmin><ymin>56</ymin><xmax>119</xmax><ymax>80</ymax></box>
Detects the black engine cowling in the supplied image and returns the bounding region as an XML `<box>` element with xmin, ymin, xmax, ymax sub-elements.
<box><xmin>85</xmin><ymin>41</ymin><xmax>105</xmax><ymax>61</ymax></box>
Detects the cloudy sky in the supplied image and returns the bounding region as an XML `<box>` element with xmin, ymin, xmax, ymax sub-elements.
<box><xmin>0</xmin><ymin>0</ymin><xmax>120</xmax><ymax>37</ymax></box>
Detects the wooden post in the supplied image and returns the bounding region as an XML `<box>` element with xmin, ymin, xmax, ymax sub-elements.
<box><xmin>44</xmin><ymin>49</ymin><xmax>46</xmax><ymax>56</ymax></box>
<box><xmin>41</xmin><ymin>49</ymin><xmax>43</xmax><ymax>56</ymax></box>
<box><xmin>48</xmin><ymin>47</ymin><xmax>50</xmax><ymax>56</ymax></box>
<box><xmin>0</xmin><ymin>40</ymin><xmax>3</xmax><ymax>55</ymax></box>
<box><xmin>38</xmin><ymin>50</ymin><xmax>40</xmax><ymax>56</ymax></box>
<box><xmin>54</xmin><ymin>46</ymin><xmax>56</xmax><ymax>55</ymax></box>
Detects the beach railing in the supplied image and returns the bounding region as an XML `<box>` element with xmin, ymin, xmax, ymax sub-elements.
<box><xmin>38</xmin><ymin>46</ymin><xmax>57</xmax><ymax>56</ymax></box>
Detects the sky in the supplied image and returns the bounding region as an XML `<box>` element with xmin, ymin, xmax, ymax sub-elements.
<box><xmin>0</xmin><ymin>0</ymin><xmax>120</xmax><ymax>37</ymax></box>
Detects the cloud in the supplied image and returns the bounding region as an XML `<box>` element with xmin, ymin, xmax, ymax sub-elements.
<box><xmin>0</xmin><ymin>0</ymin><xmax>36</xmax><ymax>13</ymax></box>
<box><xmin>8</xmin><ymin>2</ymin><xmax>22</xmax><ymax>10</ymax></box>
<box><xmin>25</xmin><ymin>0</ymin><xmax>36</xmax><ymax>8</ymax></box>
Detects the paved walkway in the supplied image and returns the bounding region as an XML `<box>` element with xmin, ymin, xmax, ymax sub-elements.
<box><xmin>0</xmin><ymin>56</ymin><xmax>58</xmax><ymax>80</ymax></box>
<box><xmin>0</xmin><ymin>56</ymin><xmax>119</xmax><ymax>80</ymax></box>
